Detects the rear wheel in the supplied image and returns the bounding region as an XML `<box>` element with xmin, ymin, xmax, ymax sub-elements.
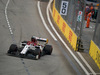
<box><xmin>43</xmin><ymin>45</ymin><xmax>53</xmax><ymax>55</ymax></box>
<box><xmin>7</xmin><ymin>44</ymin><xmax>18</xmax><ymax>54</ymax></box>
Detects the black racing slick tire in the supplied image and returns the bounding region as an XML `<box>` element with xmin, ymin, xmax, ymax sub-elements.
<box><xmin>7</xmin><ymin>44</ymin><xmax>18</xmax><ymax>54</ymax></box>
<box><xmin>43</xmin><ymin>45</ymin><xmax>53</xmax><ymax>55</ymax></box>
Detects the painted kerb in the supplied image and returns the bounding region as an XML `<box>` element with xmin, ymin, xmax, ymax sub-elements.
<box><xmin>52</xmin><ymin>0</ymin><xmax>78</xmax><ymax>51</ymax></box>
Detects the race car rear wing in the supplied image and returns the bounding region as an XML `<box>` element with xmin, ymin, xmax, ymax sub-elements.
<box><xmin>32</xmin><ymin>36</ymin><xmax>48</xmax><ymax>43</ymax></box>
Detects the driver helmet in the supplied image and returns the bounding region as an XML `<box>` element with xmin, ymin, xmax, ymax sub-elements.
<box><xmin>31</xmin><ymin>36</ymin><xmax>37</xmax><ymax>42</ymax></box>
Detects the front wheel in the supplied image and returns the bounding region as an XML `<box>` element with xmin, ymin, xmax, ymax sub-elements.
<box><xmin>7</xmin><ymin>44</ymin><xmax>18</xmax><ymax>54</ymax></box>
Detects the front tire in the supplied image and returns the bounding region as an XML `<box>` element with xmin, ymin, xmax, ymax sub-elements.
<box><xmin>7</xmin><ymin>44</ymin><xmax>18</xmax><ymax>54</ymax></box>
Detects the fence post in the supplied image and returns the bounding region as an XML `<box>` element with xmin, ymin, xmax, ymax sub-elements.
<box><xmin>79</xmin><ymin>0</ymin><xmax>86</xmax><ymax>38</ymax></box>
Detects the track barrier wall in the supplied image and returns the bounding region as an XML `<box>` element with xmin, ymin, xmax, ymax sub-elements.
<box><xmin>89</xmin><ymin>40</ymin><xmax>100</xmax><ymax>69</ymax></box>
<box><xmin>52</xmin><ymin>0</ymin><xmax>78</xmax><ymax>51</ymax></box>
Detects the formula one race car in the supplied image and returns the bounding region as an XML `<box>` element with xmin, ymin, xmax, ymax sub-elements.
<box><xmin>7</xmin><ymin>36</ymin><xmax>53</xmax><ymax>60</ymax></box>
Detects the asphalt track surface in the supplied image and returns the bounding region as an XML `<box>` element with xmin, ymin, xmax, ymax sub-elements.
<box><xmin>0</xmin><ymin>0</ymin><xmax>100</xmax><ymax>75</ymax></box>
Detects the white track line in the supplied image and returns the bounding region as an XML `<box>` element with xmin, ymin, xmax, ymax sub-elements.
<box><xmin>37</xmin><ymin>1</ymin><xmax>57</xmax><ymax>41</ymax></box>
<box><xmin>5</xmin><ymin>0</ymin><xmax>13</xmax><ymax>35</ymax></box>
<box><xmin>77</xmin><ymin>52</ymin><xmax>96</xmax><ymax>75</ymax></box>
<box><xmin>47</xmin><ymin>0</ymin><xmax>96</xmax><ymax>75</ymax></box>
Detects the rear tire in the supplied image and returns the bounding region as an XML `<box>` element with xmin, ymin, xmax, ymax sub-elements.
<box><xmin>43</xmin><ymin>45</ymin><xmax>53</xmax><ymax>55</ymax></box>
